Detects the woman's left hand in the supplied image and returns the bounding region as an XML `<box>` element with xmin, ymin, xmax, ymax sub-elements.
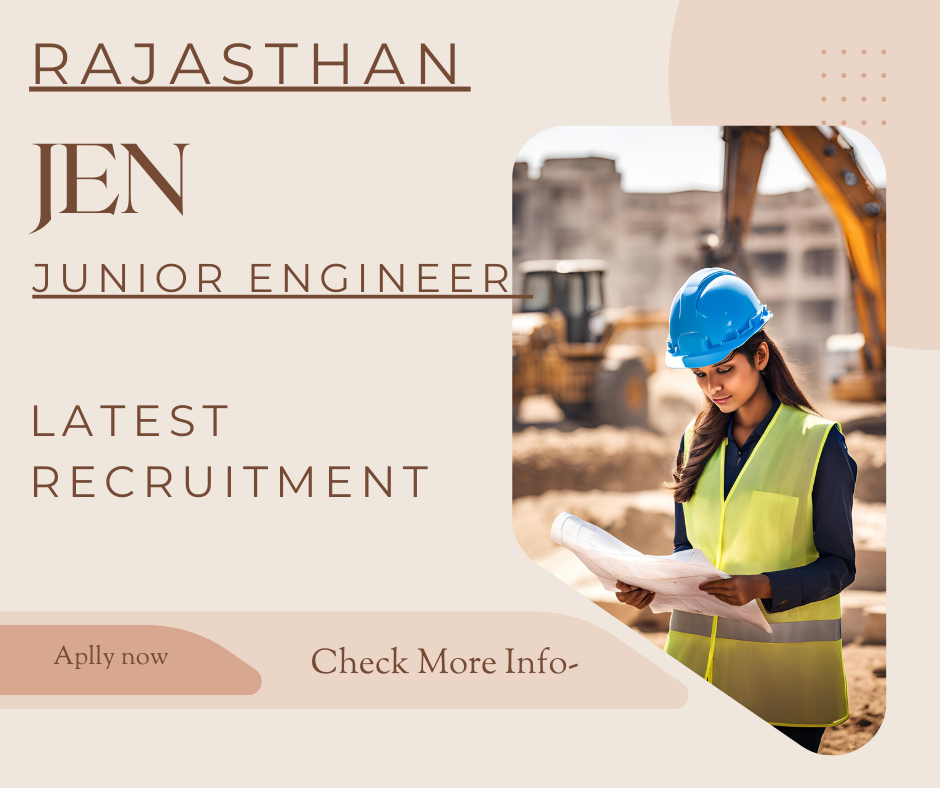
<box><xmin>698</xmin><ymin>574</ymin><xmax>771</xmax><ymax>606</ymax></box>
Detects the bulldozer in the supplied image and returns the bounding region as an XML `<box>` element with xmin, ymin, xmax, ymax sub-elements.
<box><xmin>512</xmin><ymin>260</ymin><xmax>667</xmax><ymax>427</ymax></box>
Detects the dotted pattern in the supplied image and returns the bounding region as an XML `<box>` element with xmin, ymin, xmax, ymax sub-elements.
<box><xmin>820</xmin><ymin>47</ymin><xmax>887</xmax><ymax>126</ymax></box>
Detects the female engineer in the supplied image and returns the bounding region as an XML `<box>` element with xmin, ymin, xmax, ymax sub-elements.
<box><xmin>616</xmin><ymin>268</ymin><xmax>858</xmax><ymax>753</ymax></box>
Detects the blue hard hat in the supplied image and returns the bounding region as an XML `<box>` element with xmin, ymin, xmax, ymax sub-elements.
<box><xmin>664</xmin><ymin>268</ymin><xmax>772</xmax><ymax>369</ymax></box>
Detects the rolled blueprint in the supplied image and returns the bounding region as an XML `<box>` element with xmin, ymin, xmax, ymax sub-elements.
<box><xmin>551</xmin><ymin>512</ymin><xmax>772</xmax><ymax>634</ymax></box>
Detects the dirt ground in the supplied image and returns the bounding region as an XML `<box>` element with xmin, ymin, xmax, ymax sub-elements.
<box><xmin>820</xmin><ymin>644</ymin><xmax>887</xmax><ymax>755</ymax></box>
<box><xmin>513</xmin><ymin>423</ymin><xmax>885</xmax><ymax>503</ymax></box>
<box><xmin>641</xmin><ymin>632</ymin><xmax>885</xmax><ymax>755</ymax></box>
<box><xmin>512</xmin><ymin>426</ymin><xmax>676</xmax><ymax>499</ymax></box>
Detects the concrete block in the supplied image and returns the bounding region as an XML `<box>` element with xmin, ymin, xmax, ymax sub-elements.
<box><xmin>854</xmin><ymin>547</ymin><xmax>886</xmax><ymax>591</ymax></box>
<box><xmin>862</xmin><ymin>605</ymin><xmax>887</xmax><ymax>645</ymax></box>
<box><xmin>841</xmin><ymin>590</ymin><xmax>886</xmax><ymax>642</ymax></box>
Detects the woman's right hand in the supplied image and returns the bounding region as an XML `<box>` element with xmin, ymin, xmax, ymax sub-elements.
<box><xmin>615</xmin><ymin>581</ymin><xmax>656</xmax><ymax>609</ymax></box>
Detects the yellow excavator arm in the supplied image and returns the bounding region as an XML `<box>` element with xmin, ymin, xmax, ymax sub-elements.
<box><xmin>715</xmin><ymin>126</ymin><xmax>886</xmax><ymax>400</ymax></box>
<box><xmin>706</xmin><ymin>126</ymin><xmax>771</xmax><ymax>281</ymax></box>
<box><xmin>778</xmin><ymin>126</ymin><xmax>886</xmax><ymax>380</ymax></box>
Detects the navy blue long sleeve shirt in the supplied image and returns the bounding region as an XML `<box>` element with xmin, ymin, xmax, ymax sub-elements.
<box><xmin>674</xmin><ymin>395</ymin><xmax>857</xmax><ymax>613</ymax></box>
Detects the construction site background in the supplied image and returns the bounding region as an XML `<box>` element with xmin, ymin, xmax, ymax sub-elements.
<box><xmin>512</xmin><ymin>156</ymin><xmax>887</xmax><ymax>399</ymax></box>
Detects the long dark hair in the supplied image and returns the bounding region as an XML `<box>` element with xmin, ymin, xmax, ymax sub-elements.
<box><xmin>667</xmin><ymin>330</ymin><xmax>820</xmax><ymax>503</ymax></box>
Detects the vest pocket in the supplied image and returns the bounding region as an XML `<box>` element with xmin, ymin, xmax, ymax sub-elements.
<box><xmin>747</xmin><ymin>491</ymin><xmax>799</xmax><ymax>570</ymax></box>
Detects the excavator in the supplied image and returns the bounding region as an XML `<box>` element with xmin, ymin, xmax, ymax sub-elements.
<box><xmin>707</xmin><ymin>126</ymin><xmax>886</xmax><ymax>401</ymax></box>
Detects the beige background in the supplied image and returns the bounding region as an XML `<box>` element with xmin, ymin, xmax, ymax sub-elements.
<box><xmin>0</xmin><ymin>0</ymin><xmax>920</xmax><ymax>782</ymax></box>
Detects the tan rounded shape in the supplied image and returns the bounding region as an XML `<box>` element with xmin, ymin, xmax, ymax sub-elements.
<box><xmin>862</xmin><ymin>73</ymin><xmax>867</xmax><ymax>78</ymax></box>
<box><xmin>822</xmin><ymin>72</ymin><xmax>827</xmax><ymax>77</ymax></box>
<box><xmin>881</xmin><ymin>49</ymin><xmax>886</xmax><ymax>54</ymax></box>
<box><xmin>841</xmin><ymin>96</ymin><xmax>846</xmax><ymax>101</ymax></box>
<box><xmin>841</xmin><ymin>72</ymin><xmax>846</xmax><ymax>78</ymax></box>
<box><xmin>881</xmin><ymin>120</ymin><xmax>886</xmax><ymax>125</ymax></box>
<box><xmin>821</xmin><ymin>49</ymin><xmax>826</xmax><ymax>54</ymax></box>
<box><xmin>0</xmin><ymin>625</ymin><xmax>262</xmax><ymax>696</ymax></box>
<box><xmin>862</xmin><ymin>96</ymin><xmax>867</xmax><ymax>102</ymax></box>
<box><xmin>822</xmin><ymin>97</ymin><xmax>827</xmax><ymax>102</ymax></box>
<box><xmin>882</xmin><ymin>96</ymin><xmax>886</xmax><ymax>101</ymax></box>
<box><xmin>665</xmin><ymin>2</ymin><xmax>913</xmax><ymax>350</ymax></box>
<box><xmin>862</xmin><ymin>49</ymin><xmax>867</xmax><ymax>54</ymax></box>
<box><xmin>841</xmin><ymin>49</ymin><xmax>846</xmax><ymax>54</ymax></box>
<box><xmin>862</xmin><ymin>120</ymin><xmax>867</xmax><ymax>125</ymax></box>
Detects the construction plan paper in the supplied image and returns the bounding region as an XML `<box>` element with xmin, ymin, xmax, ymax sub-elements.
<box><xmin>551</xmin><ymin>512</ymin><xmax>773</xmax><ymax>634</ymax></box>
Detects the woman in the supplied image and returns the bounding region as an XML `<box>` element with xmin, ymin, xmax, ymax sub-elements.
<box><xmin>616</xmin><ymin>268</ymin><xmax>857</xmax><ymax>753</ymax></box>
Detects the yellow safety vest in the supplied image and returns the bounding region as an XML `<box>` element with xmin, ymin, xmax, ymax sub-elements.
<box><xmin>663</xmin><ymin>404</ymin><xmax>849</xmax><ymax>727</ymax></box>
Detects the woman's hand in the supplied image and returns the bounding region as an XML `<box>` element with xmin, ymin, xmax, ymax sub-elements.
<box><xmin>698</xmin><ymin>574</ymin><xmax>771</xmax><ymax>606</ymax></box>
<box><xmin>615</xmin><ymin>581</ymin><xmax>655</xmax><ymax>609</ymax></box>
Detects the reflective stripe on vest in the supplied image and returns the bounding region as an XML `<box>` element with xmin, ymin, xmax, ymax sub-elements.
<box><xmin>663</xmin><ymin>404</ymin><xmax>850</xmax><ymax>727</ymax></box>
<box><xmin>670</xmin><ymin>609</ymin><xmax>842</xmax><ymax>644</ymax></box>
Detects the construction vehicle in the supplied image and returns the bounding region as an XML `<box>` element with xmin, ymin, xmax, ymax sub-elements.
<box><xmin>512</xmin><ymin>260</ymin><xmax>667</xmax><ymax>427</ymax></box>
<box><xmin>709</xmin><ymin>126</ymin><xmax>886</xmax><ymax>401</ymax></box>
